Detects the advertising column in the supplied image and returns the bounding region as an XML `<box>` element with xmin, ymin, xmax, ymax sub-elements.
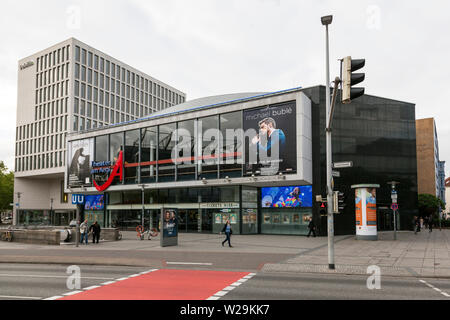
<box><xmin>351</xmin><ymin>184</ymin><xmax>380</xmax><ymax>241</ymax></box>
<box><xmin>160</xmin><ymin>208</ymin><xmax>178</xmax><ymax>247</ymax></box>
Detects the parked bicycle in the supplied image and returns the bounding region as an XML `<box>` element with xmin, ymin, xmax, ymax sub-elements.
<box><xmin>136</xmin><ymin>225</ymin><xmax>158</xmax><ymax>240</ymax></box>
<box><xmin>1</xmin><ymin>227</ymin><xmax>13</xmax><ymax>242</ymax></box>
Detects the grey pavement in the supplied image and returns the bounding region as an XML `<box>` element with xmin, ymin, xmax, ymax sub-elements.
<box><xmin>0</xmin><ymin>228</ymin><xmax>449</xmax><ymax>278</ymax></box>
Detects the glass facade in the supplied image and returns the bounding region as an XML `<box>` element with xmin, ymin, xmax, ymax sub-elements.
<box><xmin>67</xmin><ymin>86</ymin><xmax>418</xmax><ymax>236</ymax></box>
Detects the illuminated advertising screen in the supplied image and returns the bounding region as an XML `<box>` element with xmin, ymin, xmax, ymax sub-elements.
<box><xmin>261</xmin><ymin>186</ymin><xmax>312</xmax><ymax>208</ymax></box>
<box><xmin>243</xmin><ymin>101</ymin><xmax>297</xmax><ymax>176</ymax></box>
<box><xmin>84</xmin><ymin>195</ymin><xmax>105</xmax><ymax>211</ymax></box>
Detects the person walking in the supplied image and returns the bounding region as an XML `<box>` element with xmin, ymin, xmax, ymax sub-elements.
<box><xmin>428</xmin><ymin>215</ymin><xmax>433</xmax><ymax>233</ymax></box>
<box><xmin>413</xmin><ymin>216</ymin><xmax>418</xmax><ymax>234</ymax></box>
<box><xmin>307</xmin><ymin>217</ymin><xmax>316</xmax><ymax>238</ymax></box>
<box><xmin>89</xmin><ymin>221</ymin><xmax>101</xmax><ymax>244</ymax></box>
<box><xmin>80</xmin><ymin>219</ymin><xmax>89</xmax><ymax>245</ymax></box>
<box><xmin>221</xmin><ymin>219</ymin><xmax>233</xmax><ymax>248</ymax></box>
<box><xmin>417</xmin><ymin>217</ymin><xmax>421</xmax><ymax>233</ymax></box>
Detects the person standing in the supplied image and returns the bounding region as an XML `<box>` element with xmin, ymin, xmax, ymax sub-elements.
<box><xmin>307</xmin><ymin>217</ymin><xmax>316</xmax><ymax>238</ymax></box>
<box><xmin>413</xmin><ymin>216</ymin><xmax>418</xmax><ymax>234</ymax></box>
<box><xmin>80</xmin><ymin>219</ymin><xmax>89</xmax><ymax>245</ymax></box>
<box><xmin>89</xmin><ymin>221</ymin><xmax>101</xmax><ymax>244</ymax></box>
<box><xmin>428</xmin><ymin>215</ymin><xmax>433</xmax><ymax>233</ymax></box>
<box><xmin>221</xmin><ymin>219</ymin><xmax>233</xmax><ymax>248</ymax></box>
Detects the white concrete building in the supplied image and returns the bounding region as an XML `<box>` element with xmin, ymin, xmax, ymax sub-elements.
<box><xmin>13</xmin><ymin>38</ymin><xmax>186</xmax><ymax>226</ymax></box>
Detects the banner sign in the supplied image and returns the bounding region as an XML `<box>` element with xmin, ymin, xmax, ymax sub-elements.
<box><xmin>68</xmin><ymin>138</ymin><xmax>94</xmax><ymax>187</ymax></box>
<box><xmin>243</xmin><ymin>101</ymin><xmax>297</xmax><ymax>176</ymax></box>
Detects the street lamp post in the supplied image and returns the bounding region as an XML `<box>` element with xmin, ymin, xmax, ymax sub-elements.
<box><xmin>321</xmin><ymin>14</ymin><xmax>335</xmax><ymax>270</ymax></box>
<box><xmin>138</xmin><ymin>184</ymin><xmax>146</xmax><ymax>229</ymax></box>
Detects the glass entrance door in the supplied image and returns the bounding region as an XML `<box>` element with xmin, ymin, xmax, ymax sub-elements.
<box><xmin>178</xmin><ymin>209</ymin><xmax>199</xmax><ymax>233</ymax></box>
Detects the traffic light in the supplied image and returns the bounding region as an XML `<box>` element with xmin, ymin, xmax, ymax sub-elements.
<box><xmin>341</xmin><ymin>56</ymin><xmax>365</xmax><ymax>104</ymax></box>
<box><xmin>319</xmin><ymin>201</ymin><xmax>328</xmax><ymax>216</ymax></box>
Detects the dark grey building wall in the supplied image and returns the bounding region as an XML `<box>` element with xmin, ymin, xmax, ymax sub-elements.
<box><xmin>303</xmin><ymin>86</ymin><xmax>418</xmax><ymax>236</ymax></box>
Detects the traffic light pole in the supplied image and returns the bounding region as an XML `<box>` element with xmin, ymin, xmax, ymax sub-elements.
<box><xmin>324</xmin><ymin>23</ymin><xmax>335</xmax><ymax>270</ymax></box>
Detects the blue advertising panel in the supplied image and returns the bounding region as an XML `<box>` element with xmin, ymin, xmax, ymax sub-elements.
<box><xmin>261</xmin><ymin>186</ymin><xmax>313</xmax><ymax>208</ymax></box>
<box><xmin>84</xmin><ymin>195</ymin><xmax>104</xmax><ymax>210</ymax></box>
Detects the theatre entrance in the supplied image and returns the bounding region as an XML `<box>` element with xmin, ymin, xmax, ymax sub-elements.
<box><xmin>178</xmin><ymin>209</ymin><xmax>200</xmax><ymax>233</ymax></box>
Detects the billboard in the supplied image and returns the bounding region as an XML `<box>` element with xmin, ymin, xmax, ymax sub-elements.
<box><xmin>243</xmin><ymin>102</ymin><xmax>297</xmax><ymax>176</ymax></box>
<box><xmin>353</xmin><ymin>184</ymin><xmax>379</xmax><ymax>241</ymax></box>
<box><xmin>161</xmin><ymin>208</ymin><xmax>178</xmax><ymax>247</ymax></box>
<box><xmin>68</xmin><ymin>138</ymin><xmax>94</xmax><ymax>187</ymax></box>
<box><xmin>84</xmin><ymin>195</ymin><xmax>105</xmax><ymax>211</ymax></box>
<box><xmin>261</xmin><ymin>186</ymin><xmax>312</xmax><ymax>208</ymax></box>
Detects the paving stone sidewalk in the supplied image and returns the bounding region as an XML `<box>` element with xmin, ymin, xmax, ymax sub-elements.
<box><xmin>262</xmin><ymin>229</ymin><xmax>450</xmax><ymax>278</ymax></box>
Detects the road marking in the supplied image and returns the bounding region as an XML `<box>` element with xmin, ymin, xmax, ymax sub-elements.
<box><xmin>0</xmin><ymin>274</ymin><xmax>115</xmax><ymax>280</ymax></box>
<box><xmin>83</xmin><ymin>286</ymin><xmax>101</xmax><ymax>291</ymax></box>
<box><xmin>166</xmin><ymin>262</ymin><xmax>213</xmax><ymax>266</ymax></box>
<box><xmin>419</xmin><ymin>279</ymin><xmax>450</xmax><ymax>299</ymax></box>
<box><xmin>0</xmin><ymin>295</ymin><xmax>42</xmax><ymax>300</ymax></box>
<box><xmin>43</xmin><ymin>296</ymin><xmax>63</xmax><ymax>300</ymax></box>
<box><xmin>207</xmin><ymin>273</ymin><xmax>256</xmax><ymax>300</ymax></box>
<box><xmin>100</xmin><ymin>281</ymin><xmax>116</xmax><ymax>285</ymax></box>
<box><xmin>62</xmin><ymin>291</ymin><xmax>83</xmax><ymax>296</ymax></box>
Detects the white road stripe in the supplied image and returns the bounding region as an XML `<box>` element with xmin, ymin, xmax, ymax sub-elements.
<box><xmin>166</xmin><ymin>262</ymin><xmax>213</xmax><ymax>266</ymax></box>
<box><xmin>0</xmin><ymin>274</ymin><xmax>115</xmax><ymax>280</ymax></box>
<box><xmin>0</xmin><ymin>295</ymin><xmax>42</xmax><ymax>300</ymax></box>
<box><xmin>83</xmin><ymin>285</ymin><xmax>101</xmax><ymax>291</ymax></box>
<box><xmin>207</xmin><ymin>273</ymin><xmax>256</xmax><ymax>300</ymax></box>
<box><xmin>100</xmin><ymin>281</ymin><xmax>116</xmax><ymax>285</ymax></box>
<box><xmin>116</xmin><ymin>277</ymin><xmax>129</xmax><ymax>281</ymax></box>
<box><xmin>419</xmin><ymin>279</ymin><xmax>450</xmax><ymax>299</ymax></box>
<box><xmin>43</xmin><ymin>296</ymin><xmax>63</xmax><ymax>300</ymax></box>
<box><xmin>62</xmin><ymin>291</ymin><xmax>83</xmax><ymax>296</ymax></box>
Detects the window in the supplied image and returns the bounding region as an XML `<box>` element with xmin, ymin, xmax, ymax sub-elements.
<box><xmin>199</xmin><ymin>116</ymin><xmax>219</xmax><ymax>179</ymax></box>
<box><xmin>88</xmin><ymin>52</ymin><xmax>93</xmax><ymax>67</ymax></box>
<box><xmin>220</xmin><ymin>111</ymin><xmax>243</xmax><ymax>178</ymax></box>
<box><xmin>75</xmin><ymin>46</ymin><xmax>80</xmax><ymax>62</ymax></box>
<box><xmin>81</xmin><ymin>49</ymin><xmax>87</xmax><ymax>65</ymax></box>
<box><xmin>158</xmin><ymin>123</ymin><xmax>176</xmax><ymax>182</ymax></box>
<box><xmin>177</xmin><ymin>120</ymin><xmax>196</xmax><ymax>181</ymax></box>
<box><xmin>125</xmin><ymin>129</ymin><xmax>140</xmax><ymax>184</ymax></box>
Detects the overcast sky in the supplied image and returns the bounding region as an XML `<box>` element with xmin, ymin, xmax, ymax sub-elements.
<box><xmin>1</xmin><ymin>0</ymin><xmax>449</xmax><ymax>176</ymax></box>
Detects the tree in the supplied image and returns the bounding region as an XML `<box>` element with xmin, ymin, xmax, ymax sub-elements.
<box><xmin>0</xmin><ymin>161</ymin><xmax>14</xmax><ymax>214</ymax></box>
<box><xmin>418</xmin><ymin>193</ymin><xmax>445</xmax><ymax>219</ymax></box>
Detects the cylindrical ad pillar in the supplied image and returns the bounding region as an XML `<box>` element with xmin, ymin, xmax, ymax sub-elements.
<box><xmin>351</xmin><ymin>184</ymin><xmax>380</xmax><ymax>241</ymax></box>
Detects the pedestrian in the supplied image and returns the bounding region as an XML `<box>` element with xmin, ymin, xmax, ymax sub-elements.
<box><xmin>221</xmin><ymin>219</ymin><xmax>233</xmax><ymax>248</ymax></box>
<box><xmin>89</xmin><ymin>221</ymin><xmax>101</xmax><ymax>244</ymax></box>
<box><xmin>420</xmin><ymin>217</ymin><xmax>424</xmax><ymax>230</ymax></box>
<box><xmin>417</xmin><ymin>217</ymin><xmax>421</xmax><ymax>233</ymax></box>
<box><xmin>307</xmin><ymin>217</ymin><xmax>316</xmax><ymax>238</ymax></box>
<box><xmin>413</xmin><ymin>216</ymin><xmax>418</xmax><ymax>234</ymax></box>
<box><xmin>428</xmin><ymin>215</ymin><xmax>433</xmax><ymax>233</ymax></box>
<box><xmin>80</xmin><ymin>219</ymin><xmax>89</xmax><ymax>245</ymax></box>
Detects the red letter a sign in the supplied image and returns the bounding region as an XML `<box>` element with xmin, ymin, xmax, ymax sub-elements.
<box><xmin>93</xmin><ymin>151</ymin><xmax>123</xmax><ymax>192</ymax></box>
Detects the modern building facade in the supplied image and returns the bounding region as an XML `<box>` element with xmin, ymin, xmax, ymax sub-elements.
<box><xmin>65</xmin><ymin>86</ymin><xmax>418</xmax><ymax>236</ymax></box>
<box><xmin>13</xmin><ymin>38</ymin><xmax>186</xmax><ymax>226</ymax></box>
<box><xmin>416</xmin><ymin>118</ymin><xmax>445</xmax><ymax>203</ymax></box>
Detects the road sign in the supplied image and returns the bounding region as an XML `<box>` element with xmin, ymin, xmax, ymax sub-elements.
<box><xmin>333</xmin><ymin>161</ymin><xmax>353</xmax><ymax>169</ymax></box>
<box><xmin>71</xmin><ymin>194</ymin><xmax>85</xmax><ymax>205</ymax></box>
<box><xmin>391</xmin><ymin>203</ymin><xmax>398</xmax><ymax>211</ymax></box>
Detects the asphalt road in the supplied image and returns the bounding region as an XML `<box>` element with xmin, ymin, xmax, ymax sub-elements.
<box><xmin>1</xmin><ymin>264</ymin><xmax>449</xmax><ymax>300</ymax></box>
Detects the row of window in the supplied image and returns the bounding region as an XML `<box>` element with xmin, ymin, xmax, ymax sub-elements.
<box><xmin>16</xmin><ymin>151</ymin><xmax>66</xmax><ymax>172</ymax></box>
<box><xmin>71</xmin><ymin>111</ymin><xmax>244</xmax><ymax>188</ymax></box>
<box><xmin>36</xmin><ymin>63</ymin><xmax>70</xmax><ymax>89</ymax></box>
<box><xmin>16</xmin><ymin>133</ymin><xmax>67</xmax><ymax>157</ymax></box>
<box><xmin>35</xmin><ymin>81</ymin><xmax>69</xmax><ymax>105</ymax></box>
<box><xmin>73</xmin><ymin>116</ymin><xmax>109</xmax><ymax>132</ymax></box>
<box><xmin>74</xmin><ymin>79</ymin><xmax>172</xmax><ymax>113</ymax></box>
<box><xmin>74</xmin><ymin>46</ymin><xmax>185</xmax><ymax>105</ymax></box>
<box><xmin>19</xmin><ymin>115</ymin><xmax>68</xmax><ymax>143</ymax></box>
<box><xmin>74</xmin><ymin>96</ymin><xmax>155</xmax><ymax>123</ymax></box>
<box><xmin>34</xmin><ymin>98</ymin><xmax>69</xmax><ymax>123</ymax></box>
<box><xmin>36</xmin><ymin>45</ymin><xmax>70</xmax><ymax>73</ymax></box>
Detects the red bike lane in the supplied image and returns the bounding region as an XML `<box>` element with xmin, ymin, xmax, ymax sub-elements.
<box><xmin>59</xmin><ymin>269</ymin><xmax>250</xmax><ymax>300</ymax></box>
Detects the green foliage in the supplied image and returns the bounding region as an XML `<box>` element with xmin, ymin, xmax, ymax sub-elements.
<box><xmin>418</xmin><ymin>193</ymin><xmax>445</xmax><ymax>217</ymax></box>
<box><xmin>0</xmin><ymin>161</ymin><xmax>14</xmax><ymax>213</ymax></box>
